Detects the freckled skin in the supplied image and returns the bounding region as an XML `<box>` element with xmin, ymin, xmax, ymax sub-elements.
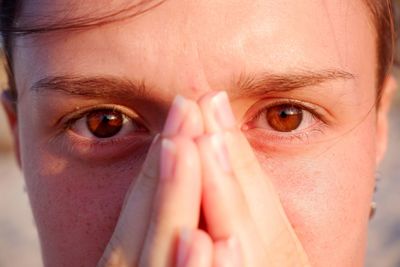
<box><xmin>3</xmin><ymin>0</ymin><xmax>395</xmax><ymax>266</ymax></box>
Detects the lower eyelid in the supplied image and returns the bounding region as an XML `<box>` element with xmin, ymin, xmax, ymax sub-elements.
<box><xmin>243</xmin><ymin>120</ymin><xmax>327</xmax><ymax>146</ymax></box>
<box><xmin>61</xmin><ymin>128</ymin><xmax>151</xmax><ymax>160</ymax></box>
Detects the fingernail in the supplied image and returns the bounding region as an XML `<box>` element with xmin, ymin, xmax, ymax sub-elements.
<box><xmin>161</xmin><ymin>139</ymin><xmax>176</xmax><ymax>180</ymax></box>
<box><xmin>211</xmin><ymin>134</ymin><xmax>231</xmax><ymax>172</ymax></box>
<box><xmin>177</xmin><ymin>229</ymin><xmax>191</xmax><ymax>267</ymax></box>
<box><xmin>163</xmin><ymin>95</ymin><xmax>187</xmax><ymax>136</ymax></box>
<box><xmin>211</xmin><ymin>91</ymin><xmax>236</xmax><ymax>130</ymax></box>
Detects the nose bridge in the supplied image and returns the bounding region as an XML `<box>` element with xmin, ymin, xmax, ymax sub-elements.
<box><xmin>178</xmin><ymin>57</ymin><xmax>215</xmax><ymax>101</ymax></box>
<box><xmin>167</xmin><ymin>36</ymin><xmax>217</xmax><ymax>101</ymax></box>
<box><xmin>172</xmin><ymin>3</ymin><xmax>240</xmax><ymax>99</ymax></box>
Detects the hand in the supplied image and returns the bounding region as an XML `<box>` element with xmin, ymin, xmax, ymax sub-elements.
<box><xmin>97</xmin><ymin>91</ymin><xmax>310</xmax><ymax>267</ymax></box>
<box><xmin>98</xmin><ymin>97</ymin><xmax>213</xmax><ymax>267</ymax></box>
<box><xmin>195</xmin><ymin>91</ymin><xmax>311</xmax><ymax>266</ymax></box>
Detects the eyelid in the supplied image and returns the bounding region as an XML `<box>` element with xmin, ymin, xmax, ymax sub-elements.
<box><xmin>59</xmin><ymin>104</ymin><xmax>147</xmax><ymax>130</ymax></box>
<box><xmin>61</xmin><ymin>124</ymin><xmax>151</xmax><ymax>160</ymax></box>
<box><xmin>48</xmin><ymin>104</ymin><xmax>153</xmax><ymax>160</ymax></box>
<box><xmin>241</xmin><ymin>98</ymin><xmax>331</xmax><ymax>145</ymax></box>
<box><xmin>243</xmin><ymin>98</ymin><xmax>328</xmax><ymax>127</ymax></box>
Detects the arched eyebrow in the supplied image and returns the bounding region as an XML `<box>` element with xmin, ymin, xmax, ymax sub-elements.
<box><xmin>30</xmin><ymin>69</ymin><xmax>354</xmax><ymax>99</ymax></box>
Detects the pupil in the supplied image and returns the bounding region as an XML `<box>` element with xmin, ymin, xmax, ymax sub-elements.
<box><xmin>266</xmin><ymin>104</ymin><xmax>303</xmax><ymax>132</ymax></box>
<box><xmin>86</xmin><ymin>110</ymin><xmax>124</xmax><ymax>138</ymax></box>
<box><xmin>279</xmin><ymin>110</ymin><xmax>288</xmax><ymax>118</ymax></box>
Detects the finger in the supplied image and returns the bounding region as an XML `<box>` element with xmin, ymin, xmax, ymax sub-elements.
<box><xmin>213</xmin><ymin>236</ymin><xmax>243</xmax><ymax>267</ymax></box>
<box><xmin>179</xmin><ymin>99</ymin><xmax>204</xmax><ymax>138</ymax></box>
<box><xmin>197</xmin><ymin>91</ymin><xmax>256</xmax><ymax>237</ymax></box>
<box><xmin>224</xmin><ymin>130</ymin><xmax>292</xmax><ymax>239</ymax></box>
<box><xmin>221</xmin><ymin>127</ymin><xmax>310</xmax><ymax>265</ymax></box>
<box><xmin>139</xmin><ymin>136</ymin><xmax>202</xmax><ymax>266</ymax></box>
<box><xmin>138</xmin><ymin>96</ymin><xmax>203</xmax><ymax>266</ymax></box>
<box><xmin>197</xmin><ymin>133</ymin><xmax>265</xmax><ymax>266</ymax></box>
<box><xmin>196</xmin><ymin>133</ymin><xmax>250</xmax><ymax>238</ymax></box>
<box><xmin>198</xmin><ymin>90</ymin><xmax>291</xmax><ymax>236</ymax></box>
<box><xmin>198</xmin><ymin>91</ymin><xmax>266</xmax><ymax>266</ymax></box>
<box><xmin>98</xmin><ymin>134</ymin><xmax>161</xmax><ymax>267</ymax></box>
<box><xmin>163</xmin><ymin>95</ymin><xmax>204</xmax><ymax>138</ymax></box>
<box><xmin>198</xmin><ymin>91</ymin><xmax>236</xmax><ymax>134</ymax></box>
<box><xmin>199</xmin><ymin>91</ymin><xmax>309</xmax><ymax>265</ymax></box>
<box><xmin>98</xmin><ymin>95</ymin><xmax>203</xmax><ymax>267</ymax></box>
<box><xmin>177</xmin><ymin>229</ymin><xmax>213</xmax><ymax>267</ymax></box>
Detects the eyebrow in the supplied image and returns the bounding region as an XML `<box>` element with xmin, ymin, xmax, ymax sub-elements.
<box><xmin>233</xmin><ymin>69</ymin><xmax>354</xmax><ymax>98</ymax></box>
<box><xmin>30</xmin><ymin>69</ymin><xmax>354</xmax><ymax>99</ymax></box>
<box><xmin>31</xmin><ymin>75</ymin><xmax>152</xmax><ymax>100</ymax></box>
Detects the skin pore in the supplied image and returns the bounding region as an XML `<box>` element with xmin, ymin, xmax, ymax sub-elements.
<box><xmin>1</xmin><ymin>0</ymin><xmax>397</xmax><ymax>266</ymax></box>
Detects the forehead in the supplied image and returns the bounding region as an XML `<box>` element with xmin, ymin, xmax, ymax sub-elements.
<box><xmin>14</xmin><ymin>0</ymin><xmax>375</xmax><ymax>96</ymax></box>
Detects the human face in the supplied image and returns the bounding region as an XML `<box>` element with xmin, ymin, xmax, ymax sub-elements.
<box><xmin>8</xmin><ymin>0</ymin><xmax>383</xmax><ymax>266</ymax></box>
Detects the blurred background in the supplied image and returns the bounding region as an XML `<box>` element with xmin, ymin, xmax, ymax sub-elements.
<box><xmin>0</xmin><ymin>58</ymin><xmax>399</xmax><ymax>267</ymax></box>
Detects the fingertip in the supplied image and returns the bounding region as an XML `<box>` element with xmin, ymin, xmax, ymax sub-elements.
<box><xmin>163</xmin><ymin>96</ymin><xmax>204</xmax><ymax>138</ymax></box>
<box><xmin>198</xmin><ymin>90</ymin><xmax>236</xmax><ymax>133</ymax></box>
<box><xmin>163</xmin><ymin>95</ymin><xmax>188</xmax><ymax>136</ymax></box>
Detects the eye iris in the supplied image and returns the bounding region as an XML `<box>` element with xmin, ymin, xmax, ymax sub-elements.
<box><xmin>86</xmin><ymin>110</ymin><xmax>124</xmax><ymax>138</ymax></box>
<box><xmin>266</xmin><ymin>104</ymin><xmax>303</xmax><ymax>132</ymax></box>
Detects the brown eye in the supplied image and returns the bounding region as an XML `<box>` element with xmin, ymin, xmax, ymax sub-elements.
<box><xmin>266</xmin><ymin>104</ymin><xmax>303</xmax><ymax>132</ymax></box>
<box><xmin>70</xmin><ymin>108</ymin><xmax>147</xmax><ymax>139</ymax></box>
<box><xmin>86</xmin><ymin>110</ymin><xmax>124</xmax><ymax>138</ymax></box>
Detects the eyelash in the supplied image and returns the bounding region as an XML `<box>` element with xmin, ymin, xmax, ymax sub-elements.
<box><xmin>56</xmin><ymin>99</ymin><xmax>327</xmax><ymax>156</ymax></box>
<box><xmin>57</xmin><ymin>104</ymin><xmax>149</xmax><ymax>150</ymax></box>
<box><xmin>243</xmin><ymin>99</ymin><xmax>327</xmax><ymax>144</ymax></box>
<box><xmin>62</xmin><ymin>104</ymin><xmax>144</xmax><ymax>128</ymax></box>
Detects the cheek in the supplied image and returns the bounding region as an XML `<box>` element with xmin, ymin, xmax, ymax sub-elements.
<box><xmin>21</xmin><ymin>145</ymin><xmax>145</xmax><ymax>266</ymax></box>
<box><xmin>256</xmin><ymin>119</ymin><xmax>377</xmax><ymax>265</ymax></box>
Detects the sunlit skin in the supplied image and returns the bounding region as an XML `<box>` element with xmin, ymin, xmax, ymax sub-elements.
<box><xmin>1</xmin><ymin>0</ymin><xmax>397</xmax><ymax>266</ymax></box>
